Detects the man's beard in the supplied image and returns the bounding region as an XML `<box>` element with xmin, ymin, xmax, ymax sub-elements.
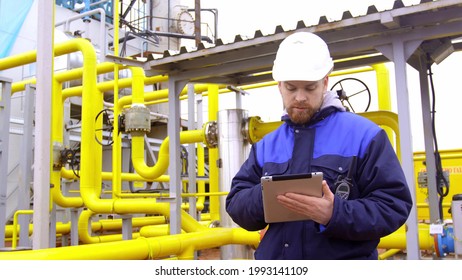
<box><xmin>287</xmin><ymin>106</ymin><xmax>318</xmax><ymax>124</ymax></box>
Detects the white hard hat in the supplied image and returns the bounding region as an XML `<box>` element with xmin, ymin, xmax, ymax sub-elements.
<box><xmin>272</xmin><ymin>32</ymin><xmax>334</xmax><ymax>82</ymax></box>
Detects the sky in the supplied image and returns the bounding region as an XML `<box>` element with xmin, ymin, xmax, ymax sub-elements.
<box><xmin>178</xmin><ymin>0</ymin><xmax>462</xmax><ymax>152</ymax></box>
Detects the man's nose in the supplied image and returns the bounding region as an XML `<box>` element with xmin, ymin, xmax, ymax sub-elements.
<box><xmin>294</xmin><ymin>90</ymin><xmax>307</xmax><ymax>102</ymax></box>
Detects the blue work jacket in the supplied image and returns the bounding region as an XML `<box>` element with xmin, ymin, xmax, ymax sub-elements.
<box><xmin>226</xmin><ymin>95</ymin><xmax>413</xmax><ymax>260</ymax></box>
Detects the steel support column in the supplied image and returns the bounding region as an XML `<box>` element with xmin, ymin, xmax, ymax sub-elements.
<box><xmin>168</xmin><ymin>78</ymin><xmax>188</xmax><ymax>235</ymax></box>
<box><xmin>415</xmin><ymin>55</ymin><xmax>441</xmax><ymax>224</ymax></box>
<box><xmin>33</xmin><ymin>0</ymin><xmax>55</xmax><ymax>249</ymax></box>
<box><xmin>17</xmin><ymin>85</ymin><xmax>35</xmax><ymax>248</ymax></box>
<box><xmin>187</xmin><ymin>84</ymin><xmax>198</xmax><ymax>220</ymax></box>
<box><xmin>377</xmin><ymin>38</ymin><xmax>421</xmax><ymax>259</ymax></box>
<box><xmin>0</xmin><ymin>77</ymin><xmax>12</xmax><ymax>248</ymax></box>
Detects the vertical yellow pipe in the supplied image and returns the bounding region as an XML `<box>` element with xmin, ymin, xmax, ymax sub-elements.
<box><xmin>112</xmin><ymin>0</ymin><xmax>122</xmax><ymax>200</ymax></box>
<box><xmin>51</xmin><ymin>78</ymin><xmax>84</xmax><ymax>208</ymax></box>
<box><xmin>372</xmin><ymin>63</ymin><xmax>395</xmax><ymax>147</ymax></box>
<box><xmin>11</xmin><ymin>210</ymin><xmax>34</xmax><ymax>249</ymax></box>
<box><xmin>113</xmin><ymin>66</ymin><xmax>145</xmax><ymax>197</ymax></box>
<box><xmin>207</xmin><ymin>85</ymin><xmax>220</xmax><ymax>221</ymax></box>
<box><xmin>373</xmin><ymin>63</ymin><xmax>392</xmax><ymax>111</ymax></box>
<box><xmin>197</xmin><ymin>142</ymin><xmax>206</xmax><ymax>207</ymax></box>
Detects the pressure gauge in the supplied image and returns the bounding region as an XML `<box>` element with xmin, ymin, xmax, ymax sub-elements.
<box><xmin>177</xmin><ymin>10</ymin><xmax>195</xmax><ymax>35</ymax></box>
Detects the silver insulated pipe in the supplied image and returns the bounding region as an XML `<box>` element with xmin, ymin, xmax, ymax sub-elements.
<box><xmin>217</xmin><ymin>109</ymin><xmax>253</xmax><ymax>259</ymax></box>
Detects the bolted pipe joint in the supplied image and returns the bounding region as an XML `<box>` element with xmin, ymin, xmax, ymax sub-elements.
<box><xmin>123</xmin><ymin>104</ymin><xmax>151</xmax><ymax>135</ymax></box>
<box><xmin>203</xmin><ymin>121</ymin><xmax>218</xmax><ymax>148</ymax></box>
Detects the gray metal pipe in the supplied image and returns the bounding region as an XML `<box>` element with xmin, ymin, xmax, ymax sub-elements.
<box><xmin>218</xmin><ymin>109</ymin><xmax>253</xmax><ymax>260</ymax></box>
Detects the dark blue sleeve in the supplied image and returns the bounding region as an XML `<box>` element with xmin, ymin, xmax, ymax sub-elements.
<box><xmin>322</xmin><ymin>130</ymin><xmax>413</xmax><ymax>240</ymax></box>
<box><xmin>225</xmin><ymin>144</ymin><xmax>267</xmax><ymax>231</ymax></box>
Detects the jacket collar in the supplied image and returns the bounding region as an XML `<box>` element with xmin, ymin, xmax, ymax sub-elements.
<box><xmin>281</xmin><ymin>90</ymin><xmax>346</xmax><ymax>126</ymax></box>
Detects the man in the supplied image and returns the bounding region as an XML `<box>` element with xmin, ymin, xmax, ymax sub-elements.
<box><xmin>225</xmin><ymin>32</ymin><xmax>413</xmax><ymax>259</ymax></box>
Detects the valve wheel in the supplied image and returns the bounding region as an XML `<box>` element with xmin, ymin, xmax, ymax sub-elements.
<box><xmin>330</xmin><ymin>77</ymin><xmax>371</xmax><ymax>113</ymax></box>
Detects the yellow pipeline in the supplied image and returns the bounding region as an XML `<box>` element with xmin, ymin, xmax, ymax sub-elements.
<box><xmin>378</xmin><ymin>223</ymin><xmax>434</xmax><ymax>250</ymax></box>
<box><xmin>62</xmin><ymin>74</ymin><xmax>168</xmax><ymax>99</ymax></box>
<box><xmin>130</xmin><ymin>129</ymin><xmax>205</xmax><ymax>181</ymax></box>
<box><xmin>378</xmin><ymin>249</ymin><xmax>403</xmax><ymax>260</ymax></box>
<box><xmin>112</xmin><ymin>0</ymin><xmax>122</xmax><ymax>207</ymax></box>
<box><xmin>110</xmin><ymin>66</ymin><xmax>146</xmax><ymax>197</ymax></box>
<box><xmin>248</xmin><ymin>117</ymin><xmax>283</xmax><ymax>144</ymax></box>
<box><xmin>60</xmin><ymin>168</ymin><xmax>172</xmax><ymax>182</ymax></box>
<box><xmin>117</xmin><ymin>83</ymin><xmax>217</xmax><ymax>109</ymax></box>
<box><xmin>358</xmin><ymin>111</ymin><xmax>401</xmax><ymax>159</ymax></box>
<box><xmin>74</xmin><ymin>66</ymin><xmax>210</xmax><ymax>231</ymax></box>
<box><xmin>5</xmin><ymin>215</ymin><xmax>168</xmax><ymax>240</ymax></box>
<box><xmin>11</xmin><ymin>210</ymin><xmax>33</xmax><ymax>249</ymax></box>
<box><xmin>51</xmin><ymin>73</ymin><xmax>85</xmax><ymax>208</ymax></box>
<box><xmin>207</xmin><ymin>85</ymin><xmax>221</xmax><ymax>222</ymax></box>
<box><xmin>0</xmin><ymin>38</ymin><xmax>100</xmax><ymax>211</ymax></box>
<box><xmin>0</xmin><ymin>227</ymin><xmax>260</xmax><ymax>260</ymax></box>
<box><xmin>197</xmin><ymin>138</ymin><xmax>206</xmax><ymax>209</ymax></box>
<box><xmin>11</xmin><ymin>62</ymin><xmax>120</xmax><ymax>94</ymax></box>
<box><xmin>246</xmin><ymin>111</ymin><xmax>400</xmax><ymax>157</ymax></box>
<box><xmin>78</xmin><ymin>210</ymin><xmax>140</xmax><ymax>244</ymax></box>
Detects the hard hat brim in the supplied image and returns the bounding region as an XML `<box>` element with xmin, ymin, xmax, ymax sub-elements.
<box><xmin>272</xmin><ymin>61</ymin><xmax>333</xmax><ymax>82</ymax></box>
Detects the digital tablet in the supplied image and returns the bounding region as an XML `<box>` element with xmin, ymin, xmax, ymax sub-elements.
<box><xmin>261</xmin><ymin>172</ymin><xmax>323</xmax><ymax>223</ymax></box>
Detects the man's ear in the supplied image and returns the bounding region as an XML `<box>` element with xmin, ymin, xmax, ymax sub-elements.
<box><xmin>323</xmin><ymin>76</ymin><xmax>329</xmax><ymax>91</ymax></box>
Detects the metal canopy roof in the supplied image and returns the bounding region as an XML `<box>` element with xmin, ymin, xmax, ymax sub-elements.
<box><xmin>142</xmin><ymin>0</ymin><xmax>462</xmax><ymax>260</ymax></box>
<box><xmin>144</xmin><ymin>0</ymin><xmax>462</xmax><ymax>85</ymax></box>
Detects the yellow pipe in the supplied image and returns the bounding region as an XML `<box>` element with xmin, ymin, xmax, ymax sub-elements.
<box><xmin>358</xmin><ymin>111</ymin><xmax>401</xmax><ymax>160</ymax></box>
<box><xmin>76</xmin><ymin>63</ymin><xmax>210</xmax><ymax>232</ymax></box>
<box><xmin>11</xmin><ymin>62</ymin><xmax>120</xmax><ymax>94</ymax></box>
<box><xmin>0</xmin><ymin>39</ymin><xmax>102</xmax><ymax>210</ymax></box>
<box><xmin>248</xmin><ymin>116</ymin><xmax>283</xmax><ymax>144</ymax></box>
<box><xmin>62</xmin><ymin>74</ymin><xmax>168</xmax><ymax>100</ymax></box>
<box><xmin>378</xmin><ymin>224</ymin><xmax>434</xmax><ymax>250</ymax></box>
<box><xmin>60</xmin><ymin>168</ymin><xmax>211</xmax><ymax>201</ymax></box>
<box><xmin>51</xmin><ymin>76</ymin><xmax>84</xmax><ymax>208</ymax></box>
<box><xmin>247</xmin><ymin>111</ymin><xmax>400</xmax><ymax>157</ymax></box>
<box><xmin>0</xmin><ymin>228</ymin><xmax>260</xmax><ymax>260</ymax></box>
<box><xmin>207</xmin><ymin>85</ymin><xmax>220</xmax><ymax>222</ymax></box>
<box><xmin>378</xmin><ymin>249</ymin><xmax>403</xmax><ymax>260</ymax></box>
<box><xmin>373</xmin><ymin>63</ymin><xmax>392</xmax><ymax>111</ymax></box>
<box><xmin>139</xmin><ymin>221</ymin><xmax>212</xmax><ymax>238</ymax></box>
<box><xmin>5</xmin><ymin>215</ymin><xmax>168</xmax><ymax>239</ymax></box>
<box><xmin>372</xmin><ymin>63</ymin><xmax>394</xmax><ymax>144</ymax></box>
<box><xmin>77</xmin><ymin>208</ymin><xmax>208</xmax><ymax>245</ymax></box>
<box><xmin>117</xmin><ymin>83</ymin><xmax>214</xmax><ymax>110</ymax></box>
<box><xmin>131</xmin><ymin>129</ymin><xmax>205</xmax><ymax>180</ymax></box>
<box><xmin>197</xmin><ymin>141</ymin><xmax>206</xmax><ymax>208</ymax></box>
<box><xmin>112</xmin><ymin>0</ymin><xmax>122</xmax><ymax>203</ymax></box>
<box><xmin>11</xmin><ymin>210</ymin><xmax>33</xmax><ymax>249</ymax></box>
<box><xmin>60</xmin><ymin>167</ymin><xmax>171</xmax><ymax>182</ymax></box>
<box><xmin>78</xmin><ymin>210</ymin><xmax>140</xmax><ymax>244</ymax></box>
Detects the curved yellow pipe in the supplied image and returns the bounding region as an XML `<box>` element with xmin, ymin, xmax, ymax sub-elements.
<box><xmin>11</xmin><ymin>210</ymin><xmax>33</xmax><ymax>249</ymax></box>
<box><xmin>10</xmin><ymin>62</ymin><xmax>121</xmax><ymax>94</ymax></box>
<box><xmin>358</xmin><ymin>111</ymin><xmax>401</xmax><ymax>159</ymax></box>
<box><xmin>0</xmin><ymin>38</ymin><xmax>100</xmax><ymax>210</ymax></box>
<box><xmin>131</xmin><ymin>129</ymin><xmax>205</xmax><ymax>180</ymax></box>
<box><xmin>0</xmin><ymin>228</ymin><xmax>260</xmax><ymax>260</ymax></box>
<box><xmin>78</xmin><ymin>210</ymin><xmax>141</xmax><ymax>244</ymax></box>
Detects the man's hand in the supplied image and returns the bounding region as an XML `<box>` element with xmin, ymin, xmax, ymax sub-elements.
<box><xmin>277</xmin><ymin>180</ymin><xmax>334</xmax><ymax>225</ymax></box>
